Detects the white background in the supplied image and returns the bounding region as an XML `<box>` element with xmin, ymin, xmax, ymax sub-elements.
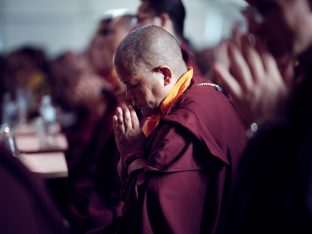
<box><xmin>0</xmin><ymin>0</ymin><xmax>246</xmax><ymax>56</ymax></box>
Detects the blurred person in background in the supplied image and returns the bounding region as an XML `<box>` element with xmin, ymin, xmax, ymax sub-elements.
<box><xmin>87</xmin><ymin>17</ymin><xmax>114</xmax><ymax>84</ymax></box>
<box><xmin>195</xmin><ymin>21</ymin><xmax>247</xmax><ymax>83</ymax></box>
<box><xmin>85</xmin><ymin>13</ymin><xmax>137</xmax><ymax>234</ymax></box>
<box><xmin>135</xmin><ymin>0</ymin><xmax>203</xmax><ymax>77</ymax></box>
<box><xmin>49</xmin><ymin>13</ymin><xmax>136</xmax><ymax>234</ymax></box>
<box><xmin>212</xmin><ymin>0</ymin><xmax>312</xmax><ymax>233</ymax></box>
<box><xmin>50</xmin><ymin>51</ymin><xmax>110</xmax><ymax>116</ymax></box>
<box><xmin>49</xmin><ymin>50</ymin><xmax>118</xmax><ymax>233</ymax></box>
<box><xmin>87</xmin><ymin>14</ymin><xmax>136</xmax><ymax>95</ymax></box>
<box><xmin>5</xmin><ymin>46</ymin><xmax>50</xmax><ymax>121</ymax></box>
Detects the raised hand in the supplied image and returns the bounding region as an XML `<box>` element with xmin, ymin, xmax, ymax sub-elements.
<box><xmin>213</xmin><ymin>35</ymin><xmax>291</xmax><ymax>127</ymax></box>
<box><xmin>113</xmin><ymin>104</ymin><xmax>146</xmax><ymax>157</ymax></box>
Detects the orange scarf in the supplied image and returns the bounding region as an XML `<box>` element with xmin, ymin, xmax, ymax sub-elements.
<box><xmin>142</xmin><ymin>68</ymin><xmax>193</xmax><ymax>137</ymax></box>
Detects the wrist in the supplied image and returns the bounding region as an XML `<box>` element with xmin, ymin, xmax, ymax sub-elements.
<box><xmin>122</xmin><ymin>149</ymin><xmax>145</xmax><ymax>168</ymax></box>
<box><xmin>127</xmin><ymin>158</ymin><xmax>146</xmax><ymax>175</ymax></box>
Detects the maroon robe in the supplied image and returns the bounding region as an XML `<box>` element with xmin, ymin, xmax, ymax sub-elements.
<box><xmin>117</xmin><ymin>76</ymin><xmax>246</xmax><ymax>234</ymax></box>
<box><xmin>0</xmin><ymin>143</ymin><xmax>68</xmax><ymax>234</ymax></box>
<box><xmin>49</xmin><ymin>89</ymin><xmax>124</xmax><ymax>233</ymax></box>
<box><xmin>84</xmin><ymin>92</ymin><xmax>124</xmax><ymax>232</ymax></box>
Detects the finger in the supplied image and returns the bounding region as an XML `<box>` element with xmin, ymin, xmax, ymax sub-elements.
<box><xmin>213</xmin><ymin>62</ymin><xmax>243</xmax><ymax>99</ymax></box>
<box><xmin>259</xmin><ymin>48</ymin><xmax>282</xmax><ymax>83</ymax></box>
<box><xmin>116</xmin><ymin>107</ymin><xmax>125</xmax><ymax>133</ymax></box>
<box><xmin>113</xmin><ymin>115</ymin><xmax>122</xmax><ymax>153</ymax></box>
<box><xmin>113</xmin><ymin>115</ymin><xmax>118</xmax><ymax>128</ymax></box>
<box><xmin>233</xmin><ymin>31</ymin><xmax>244</xmax><ymax>49</ymax></box>
<box><xmin>241</xmin><ymin>35</ymin><xmax>265</xmax><ymax>83</ymax></box>
<box><xmin>254</xmin><ymin>37</ymin><xmax>277</xmax><ymax>74</ymax></box>
<box><xmin>228</xmin><ymin>42</ymin><xmax>253</xmax><ymax>92</ymax></box>
<box><xmin>113</xmin><ymin>115</ymin><xmax>120</xmax><ymax>137</ymax></box>
<box><xmin>122</xmin><ymin>104</ymin><xmax>132</xmax><ymax>132</ymax></box>
<box><xmin>129</xmin><ymin>105</ymin><xmax>140</xmax><ymax>129</ymax></box>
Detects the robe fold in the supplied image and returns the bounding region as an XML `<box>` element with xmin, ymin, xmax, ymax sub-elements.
<box><xmin>117</xmin><ymin>76</ymin><xmax>246</xmax><ymax>234</ymax></box>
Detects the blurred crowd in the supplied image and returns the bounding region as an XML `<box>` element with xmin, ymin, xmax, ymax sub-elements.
<box><xmin>0</xmin><ymin>0</ymin><xmax>312</xmax><ymax>234</ymax></box>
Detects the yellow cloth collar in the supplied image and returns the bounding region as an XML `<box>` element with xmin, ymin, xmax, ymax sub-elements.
<box><xmin>142</xmin><ymin>68</ymin><xmax>193</xmax><ymax>137</ymax></box>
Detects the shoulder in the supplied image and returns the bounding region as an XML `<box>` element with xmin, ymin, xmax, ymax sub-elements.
<box><xmin>164</xmin><ymin>77</ymin><xmax>239</xmax><ymax>131</ymax></box>
<box><xmin>162</xmin><ymin>77</ymin><xmax>246</xmax><ymax>164</ymax></box>
<box><xmin>175</xmin><ymin>77</ymin><xmax>230</xmax><ymax>115</ymax></box>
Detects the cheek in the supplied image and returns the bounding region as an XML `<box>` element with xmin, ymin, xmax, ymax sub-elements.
<box><xmin>136</xmin><ymin>89</ymin><xmax>148</xmax><ymax>101</ymax></box>
<box><xmin>134</xmin><ymin>88</ymin><xmax>151</xmax><ymax>105</ymax></box>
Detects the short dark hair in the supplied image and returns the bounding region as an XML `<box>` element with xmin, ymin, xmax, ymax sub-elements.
<box><xmin>142</xmin><ymin>0</ymin><xmax>186</xmax><ymax>39</ymax></box>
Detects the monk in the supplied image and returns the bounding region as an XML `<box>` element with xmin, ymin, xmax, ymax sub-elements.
<box><xmin>112</xmin><ymin>25</ymin><xmax>246</xmax><ymax>234</ymax></box>
<box><xmin>49</xmin><ymin>14</ymin><xmax>136</xmax><ymax>234</ymax></box>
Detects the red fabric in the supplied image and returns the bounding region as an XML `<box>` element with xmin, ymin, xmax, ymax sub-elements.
<box><xmin>0</xmin><ymin>143</ymin><xmax>68</xmax><ymax>234</ymax></box>
<box><xmin>117</xmin><ymin>77</ymin><xmax>246</xmax><ymax>234</ymax></box>
<box><xmin>50</xmin><ymin>91</ymin><xmax>124</xmax><ymax>233</ymax></box>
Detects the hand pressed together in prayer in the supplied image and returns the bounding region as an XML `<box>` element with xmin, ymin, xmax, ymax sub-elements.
<box><xmin>113</xmin><ymin>104</ymin><xmax>146</xmax><ymax>158</ymax></box>
<box><xmin>213</xmin><ymin>35</ymin><xmax>290</xmax><ymax>127</ymax></box>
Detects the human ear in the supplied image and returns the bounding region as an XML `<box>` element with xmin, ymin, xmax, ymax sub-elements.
<box><xmin>155</xmin><ymin>65</ymin><xmax>172</xmax><ymax>86</ymax></box>
<box><xmin>158</xmin><ymin>13</ymin><xmax>171</xmax><ymax>29</ymax></box>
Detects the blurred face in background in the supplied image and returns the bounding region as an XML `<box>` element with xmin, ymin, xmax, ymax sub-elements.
<box><xmin>105</xmin><ymin>16</ymin><xmax>135</xmax><ymax>53</ymax></box>
<box><xmin>136</xmin><ymin>1</ymin><xmax>160</xmax><ymax>28</ymax></box>
<box><xmin>88</xmin><ymin>19</ymin><xmax>115</xmax><ymax>75</ymax></box>
<box><xmin>135</xmin><ymin>1</ymin><xmax>179</xmax><ymax>43</ymax></box>
<box><xmin>246</xmin><ymin>0</ymin><xmax>312</xmax><ymax>58</ymax></box>
<box><xmin>88</xmin><ymin>16</ymin><xmax>135</xmax><ymax>75</ymax></box>
<box><xmin>136</xmin><ymin>1</ymin><xmax>160</xmax><ymax>27</ymax></box>
<box><xmin>51</xmin><ymin>51</ymin><xmax>110</xmax><ymax>117</ymax></box>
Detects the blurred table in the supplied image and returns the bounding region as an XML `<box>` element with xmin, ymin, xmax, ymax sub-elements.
<box><xmin>15</xmin><ymin>133</ymin><xmax>68</xmax><ymax>153</ymax></box>
<box><xmin>13</xmin><ymin>122</ymin><xmax>68</xmax><ymax>178</ymax></box>
<box><xmin>19</xmin><ymin>152</ymin><xmax>68</xmax><ymax>178</ymax></box>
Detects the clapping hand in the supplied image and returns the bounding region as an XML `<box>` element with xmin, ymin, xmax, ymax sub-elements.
<box><xmin>213</xmin><ymin>35</ymin><xmax>291</xmax><ymax>127</ymax></box>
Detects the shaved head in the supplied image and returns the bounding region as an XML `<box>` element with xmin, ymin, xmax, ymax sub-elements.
<box><xmin>113</xmin><ymin>25</ymin><xmax>188</xmax><ymax>116</ymax></box>
<box><xmin>114</xmin><ymin>25</ymin><xmax>187</xmax><ymax>79</ymax></box>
